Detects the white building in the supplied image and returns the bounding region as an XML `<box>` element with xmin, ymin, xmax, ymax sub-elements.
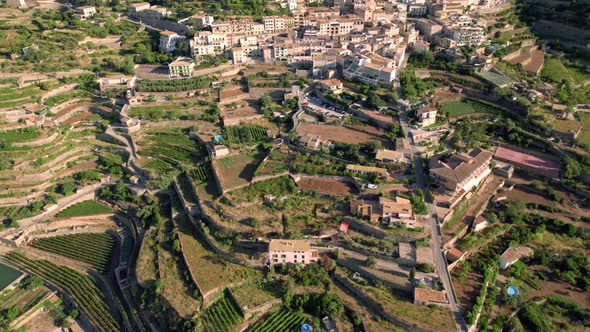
<box><xmin>268</xmin><ymin>239</ymin><xmax>319</xmax><ymax>265</ymax></box>
<box><xmin>416</xmin><ymin>107</ymin><xmax>438</xmax><ymax>127</ymax></box>
<box><xmin>499</xmin><ymin>246</ymin><xmax>533</xmax><ymax>270</ymax></box>
<box><xmin>75</xmin><ymin>6</ymin><xmax>97</xmax><ymax>20</ymax></box>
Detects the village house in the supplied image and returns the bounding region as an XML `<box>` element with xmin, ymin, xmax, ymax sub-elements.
<box><xmin>268</xmin><ymin>239</ymin><xmax>319</xmax><ymax>265</ymax></box>
<box><xmin>75</xmin><ymin>6</ymin><xmax>97</xmax><ymax>20</ymax></box>
<box><xmin>315</xmin><ymin>78</ymin><xmax>344</xmax><ymax>95</ymax></box>
<box><xmin>98</xmin><ymin>75</ymin><xmax>137</xmax><ymax>91</ymax></box>
<box><xmin>414</xmin><ymin>287</ymin><xmax>450</xmax><ymax>307</ymax></box>
<box><xmin>298</xmin><ymin>134</ymin><xmax>332</xmax><ymax>150</ymax></box>
<box><xmin>212</xmin><ymin>145</ymin><xmax>230</xmax><ymax>158</ymax></box>
<box><xmin>350</xmin><ymin>196</ymin><xmax>415</xmax><ymax>228</ymax></box>
<box><xmin>375</xmin><ymin>149</ymin><xmax>408</xmax><ymax>164</ymax></box>
<box><xmin>471</xmin><ymin>215</ymin><xmax>488</xmax><ymax>232</ymax></box>
<box><xmin>446</xmin><ymin>247</ymin><xmax>466</xmax><ymax>263</ymax></box>
<box><xmin>499</xmin><ymin>246</ymin><xmax>533</xmax><ymax>270</ymax></box>
<box><xmin>416</xmin><ymin>107</ymin><xmax>438</xmax><ymax>127</ymax></box>
<box><xmin>168</xmin><ymin>57</ymin><xmax>194</xmax><ymax>78</ymax></box>
<box><xmin>429</xmin><ymin>148</ymin><xmax>493</xmax><ymax>195</ymax></box>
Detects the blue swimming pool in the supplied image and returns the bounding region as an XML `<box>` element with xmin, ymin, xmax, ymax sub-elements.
<box><xmin>507</xmin><ymin>285</ymin><xmax>519</xmax><ymax>296</ymax></box>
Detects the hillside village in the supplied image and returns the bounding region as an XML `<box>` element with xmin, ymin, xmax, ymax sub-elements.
<box><xmin>0</xmin><ymin>0</ymin><xmax>588</xmax><ymax>331</ymax></box>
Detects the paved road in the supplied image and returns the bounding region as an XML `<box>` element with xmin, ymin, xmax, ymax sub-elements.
<box><xmin>398</xmin><ymin>109</ymin><xmax>468</xmax><ymax>332</ymax></box>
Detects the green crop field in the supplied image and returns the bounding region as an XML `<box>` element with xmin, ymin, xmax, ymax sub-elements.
<box><xmin>247</xmin><ymin>309</ymin><xmax>306</xmax><ymax>332</ymax></box>
<box><xmin>578</xmin><ymin>113</ymin><xmax>590</xmax><ymax>146</ymax></box>
<box><xmin>440</xmin><ymin>99</ymin><xmax>501</xmax><ymax>117</ymax></box>
<box><xmin>223</xmin><ymin>125</ymin><xmax>267</xmax><ymax>145</ymax></box>
<box><xmin>3</xmin><ymin>251</ymin><xmax>120</xmax><ymax>332</ymax></box>
<box><xmin>0</xmin><ymin>127</ymin><xmax>41</xmax><ymax>143</ymax></box>
<box><xmin>31</xmin><ymin>233</ymin><xmax>115</xmax><ymax>272</ymax></box>
<box><xmin>199</xmin><ymin>293</ymin><xmax>243</xmax><ymax>332</ymax></box>
<box><xmin>542</xmin><ymin>57</ymin><xmax>590</xmax><ymax>84</ymax></box>
<box><xmin>56</xmin><ymin>200</ymin><xmax>113</xmax><ymax>218</ymax></box>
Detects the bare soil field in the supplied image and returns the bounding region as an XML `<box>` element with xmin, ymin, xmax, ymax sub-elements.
<box><xmin>78</xmin><ymin>36</ymin><xmax>121</xmax><ymax>49</ymax></box>
<box><xmin>214</xmin><ymin>152</ymin><xmax>264</xmax><ymax>191</ymax></box>
<box><xmin>297</xmin><ymin>177</ymin><xmax>358</xmax><ymax>196</ymax></box>
<box><xmin>523</xmin><ymin>279</ymin><xmax>589</xmax><ymax>308</ymax></box>
<box><xmin>298</xmin><ymin>123</ymin><xmax>385</xmax><ymax>145</ymax></box>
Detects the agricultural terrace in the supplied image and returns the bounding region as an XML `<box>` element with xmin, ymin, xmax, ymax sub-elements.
<box><xmin>578</xmin><ymin>113</ymin><xmax>590</xmax><ymax>146</ymax></box>
<box><xmin>222</xmin><ymin>125</ymin><xmax>268</xmax><ymax>147</ymax></box>
<box><xmin>128</xmin><ymin>102</ymin><xmax>211</xmax><ymax>120</ymax></box>
<box><xmin>197</xmin><ymin>292</ymin><xmax>243</xmax><ymax>332</ymax></box>
<box><xmin>541</xmin><ymin>56</ymin><xmax>590</xmax><ymax>84</ymax></box>
<box><xmin>0</xmin><ymin>127</ymin><xmax>41</xmax><ymax>144</ymax></box>
<box><xmin>30</xmin><ymin>233</ymin><xmax>115</xmax><ymax>273</ymax></box>
<box><xmin>138</xmin><ymin>128</ymin><xmax>210</xmax><ymax>188</ymax></box>
<box><xmin>135</xmin><ymin>76</ymin><xmax>216</xmax><ymax>92</ymax></box>
<box><xmin>247</xmin><ymin>309</ymin><xmax>307</xmax><ymax>332</ymax></box>
<box><xmin>0</xmin><ymin>275</ymin><xmax>50</xmax><ymax>308</ymax></box>
<box><xmin>214</xmin><ymin>151</ymin><xmax>265</xmax><ymax>191</ymax></box>
<box><xmin>176</xmin><ymin>215</ymin><xmax>260</xmax><ymax>294</ymax></box>
<box><xmin>3</xmin><ymin>252</ymin><xmax>120</xmax><ymax>332</ymax></box>
<box><xmin>254</xmin><ymin>147</ymin><xmax>290</xmax><ymax>177</ymax></box>
<box><xmin>440</xmin><ymin>99</ymin><xmax>502</xmax><ymax>117</ymax></box>
<box><xmin>226</xmin><ymin>176</ymin><xmax>298</xmax><ymax>204</ymax></box>
<box><xmin>55</xmin><ymin>200</ymin><xmax>113</xmax><ymax>218</ymax></box>
<box><xmin>0</xmin><ymin>85</ymin><xmax>43</xmax><ymax>109</ymax></box>
<box><xmin>297</xmin><ymin>123</ymin><xmax>387</xmax><ymax>145</ymax></box>
<box><xmin>476</xmin><ymin>70</ymin><xmax>515</xmax><ymax>87</ymax></box>
<box><xmin>297</xmin><ymin>177</ymin><xmax>358</xmax><ymax>196</ymax></box>
<box><xmin>230</xmin><ymin>282</ymin><xmax>281</xmax><ymax>309</ymax></box>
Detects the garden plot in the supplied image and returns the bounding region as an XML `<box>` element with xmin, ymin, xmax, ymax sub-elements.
<box><xmin>297</xmin><ymin>176</ymin><xmax>358</xmax><ymax>196</ymax></box>
<box><xmin>297</xmin><ymin>123</ymin><xmax>387</xmax><ymax>145</ymax></box>
<box><xmin>213</xmin><ymin>152</ymin><xmax>265</xmax><ymax>192</ymax></box>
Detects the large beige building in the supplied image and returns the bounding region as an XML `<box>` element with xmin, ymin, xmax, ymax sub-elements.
<box><xmin>268</xmin><ymin>240</ymin><xmax>319</xmax><ymax>265</ymax></box>
<box><xmin>350</xmin><ymin>196</ymin><xmax>416</xmax><ymax>228</ymax></box>
<box><xmin>430</xmin><ymin>148</ymin><xmax>493</xmax><ymax>194</ymax></box>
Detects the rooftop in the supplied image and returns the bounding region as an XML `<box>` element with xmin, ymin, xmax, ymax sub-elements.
<box><xmin>375</xmin><ymin>149</ymin><xmax>405</xmax><ymax>161</ymax></box>
<box><xmin>500</xmin><ymin>246</ymin><xmax>533</xmax><ymax>263</ymax></box>
<box><xmin>269</xmin><ymin>239</ymin><xmax>311</xmax><ymax>252</ymax></box>
<box><xmin>430</xmin><ymin>148</ymin><xmax>493</xmax><ymax>184</ymax></box>
<box><xmin>414</xmin><ymin>287</ymin><xmax>449</xmax><ymax>304</ymax></box>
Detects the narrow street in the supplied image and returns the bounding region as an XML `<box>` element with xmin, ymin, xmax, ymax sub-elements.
<box><xmin>399</xmin><ymin>108</ymin><xmax>468</xmax><ymax>332</ymax></box>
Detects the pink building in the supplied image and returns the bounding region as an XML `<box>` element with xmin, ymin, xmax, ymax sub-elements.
<box><xmin>268</xmin><ymin>239</ymin><xmax>318</xmax><ymax>265</ymax></box>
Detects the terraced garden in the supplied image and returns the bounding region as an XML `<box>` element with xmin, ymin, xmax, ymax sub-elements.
<box><xmin>223</xmin><ymin>125</ymin><xmax>268</xmax><ymax>146</ymax></box>
<box><xmin>199</xmin><ymin>292</ymin><xmax>243</xmax><ymax>332</ymax></box>
<box><xmin>247</xmin><ymin>309</ymin><xmax>306</xmax><ymax>332</ymax></box>
<box><xmin>0</xmin><ymin>126</ymin><xmax>41</xmax><ymax>143</ymax></box>
<box><xmin>3</xmin><ymin>251</ymin><xmax>120</xmax><ymax>332</ymax></box>
<box><xmin>30</xmin><ymin>233</ymin><xmax>115</xmax><ymax>273</ymax></box>
<box><xmin>55</xmin><ymin>200</ymin><xmax>113</xmax><ymax>218</ymax></box>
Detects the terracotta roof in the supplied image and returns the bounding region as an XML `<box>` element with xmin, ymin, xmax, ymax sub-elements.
<box><xmin>430</xmin><ymin>148</ymin><xmax>493</xmax><ymax>185</ymax></box>
<box><xmin>447</xmin><ymin>247</ymin><xmax>464</xmax><ymax>259</ymax></box>
<box><xmin>318</xmin><ymin>78</ymin><xmax>343</xmax><ymax>87</ymax></box>
<box><xmin>160</xmin><ymin>30</ymin><xmax>177</xmax><ymax>36</ymax></box>
<box><xmin>414</xmin><ymin>288</ymin><xmax>449</xmax><ymax>304</ymax></box>
<box><xmin>375</xmin><ymin>149</ymin><xmax>405</xmax><ymax>161</ymax></box>
<box><xmin>269</xmin><ymin>239</ymin><xmax>311</xmax><ymax>252</ymax></box>
<box><xmin>473</xmin><ymin>215</ymin><xmax>487</xmax><ymax>225</ymax></box>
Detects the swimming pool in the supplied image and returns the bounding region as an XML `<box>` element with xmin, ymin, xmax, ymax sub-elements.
<box><xmin>507</xmin><ymin>285</ymin><xmax>519</xmax><ymax>296</ymax></box>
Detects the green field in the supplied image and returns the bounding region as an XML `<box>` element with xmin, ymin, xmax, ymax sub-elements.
<box><xmin>56</xmin><ymin>200</ymin><xmax>113</xmax><ymax>217</ymax></box>
<box><xmin>248</xmin><ymin>309</ymin><xmax>306</xmax><ymax>332</ymax></box>
<box><xmin>3</xmin><ymin>251</ymin><xmax>120</xmax><ymax>332</ymax></box>
<box><xmin>440</xmin><ymin>99</ymin><xmax>501</xmax><ymax>117</ymax></box>
<box><xmin>31</xmin><ymin>233</ymin><xmax>115</xmax><ymax>272</ymax></box>
<box><xmin>542</xmin><ymin>57</ymin><xmax>590</xmax><ymax>84</ymax></box>
<box><xmin>199</xmin><ymin>293</ymin><xmax>243</xmax><ymax>332</ymax></box>
<box><xmin>0</xmin><ymin>263</ymin><xmax>22</xmax><ymax>291</ymax></box>
<box><xmin>578</xmin><ymin>113</ymin><xmax>590</xmax><ymax>146</ymax></box>
<box><xmin>0</xmin><ymin>127</ymin><xmax>41</xmax><ymax>143</ymax></box>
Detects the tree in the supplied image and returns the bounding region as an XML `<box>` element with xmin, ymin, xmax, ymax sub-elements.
<box><xmin>562</xmin><ymin>157</ymin><xmax>581</xmax><ymax>179</ymax></box>
<box><xmin>154</xmin><ymin>279</ymin><xmax>165</xmax><ymax>295</ymax></box>
<box><xmin>365</xmin><ymin>256</ymin><xmax>377</xmax><ymax>268</ymax></box>
<box><xmin>409</xmin><ymin>267</ymin><xmax>416</xmax><ymax>282</ymax></box>
<box><xmin>366</xmin><ymin>93</ymin><xmax>386</xmax><ymax>109</ymax></box>
<box><xmin>172</xmin><ymin>239</ymin><xmax>181</xmax><ymax>253</ymax></box>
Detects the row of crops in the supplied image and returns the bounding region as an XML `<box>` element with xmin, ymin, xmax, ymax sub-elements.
<box><xmin>189</xmin><ymin>164</ymin><xmax>210</xmax><ymax>183</ymax></box>
<box><xmin>223</xmin><ymin>125</ymin><xmax>267</xmax><ymax>145</ymax></box>
<box><xmin>30</xmin><ymin>233</ymin><xmax>115</xmax><ymax>273</ymax></box>
<box><xmin>3</xmin><ymin>251</ymin><xmax>120</xmax><ymax>332</ymax></box>
<box><xmin>200</xmin><ymin>294</ymin><xmax>243</xmax><ymax>332</ymax></box>
<box><xmin>248</xmin><ymin>309</ymin><xmax>306</xmax><ymax>332</ymax></box>
<box><xmin>0</xmin><ymin>206</ymin><xmax>32</xmax><ymax>222</ymax></box>
<box><xmin>136</xmin><ymin>76</ymin><xmax>216</xmax><ymax>92</ymax></box>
